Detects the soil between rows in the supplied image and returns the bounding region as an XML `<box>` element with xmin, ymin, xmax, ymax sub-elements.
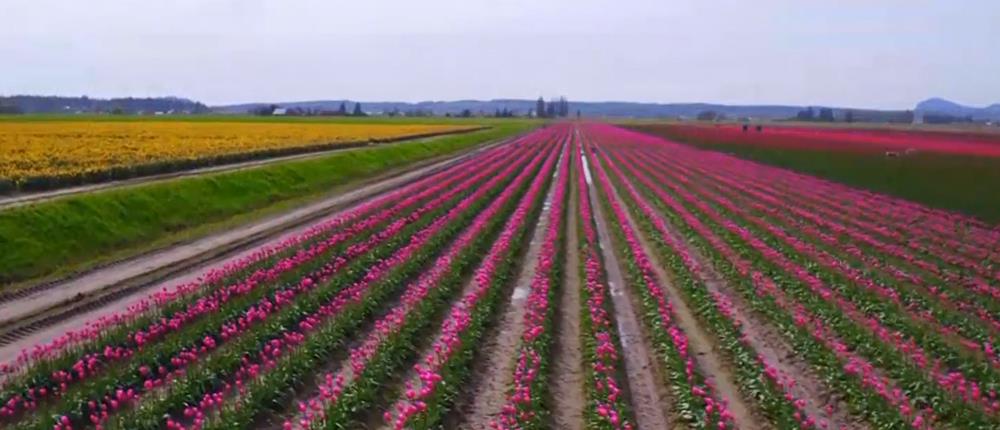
<box><xmin>456</xmin><ymin>157</ymin><xmax>560</xmax><ymax>429</ymax></box>
<box><xmin>583</xmin><ymin>151</ymin><xmax>672</xmax><ymax>430</ymax></box>
<box><xmin>620</xmin><ymin>146</ymin><xmax>874</xmax><ymax>429</ymax></box>
<box><xmin>550</xmin><ymin>178</ymin><xmax>586</xmax><ymax>430</ymax></box>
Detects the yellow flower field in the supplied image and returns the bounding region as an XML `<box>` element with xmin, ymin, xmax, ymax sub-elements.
<box><xmin>0</xmin><ymin>120</ymin><xmax>476</xmax><ymax>191</ymax></box>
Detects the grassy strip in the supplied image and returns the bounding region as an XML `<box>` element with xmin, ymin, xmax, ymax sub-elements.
<box><xmin>626</xmin><ymin>124</ymin><xmax>1000</xmax><ymax>224</ymax></box>
<box><xmin>0</xmin><ymin>123</ymin><xmax>534</xmax><ymax>287</ymax></box>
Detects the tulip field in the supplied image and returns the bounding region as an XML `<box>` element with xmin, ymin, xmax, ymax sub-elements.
<box><xmin>634</xmin><ymin>122</ymin><xmax>1000</xmax><ymax>157</ymax></box>
<box><xmin>2</xmin><ymin>122</ymin><xmax>1000</xmax><ymax>429</ymax></box>
<box><xmin>0</xmin><ymin>120</ymin><xmax>477</xmax><ymax>193</ymax></box>
<box><xmin>630</xmin><ymin>122</ymin><xmax>1000</xmax><ymax>223</ymax></box>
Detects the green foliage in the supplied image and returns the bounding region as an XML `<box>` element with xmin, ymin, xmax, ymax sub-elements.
<box><xmin>0</xmin><ymin>124</ymin><xmax>533</xmax><ymax>287</ymax></box>
<box><xmin>629</xmin><ymin>125</ymin><xmax>1000</xmax><ymax>223</ymax></box>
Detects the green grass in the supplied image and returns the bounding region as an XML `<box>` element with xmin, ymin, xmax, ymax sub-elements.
<box><xmin>0</xmin><ymin>123</ymin><xmax>535</xmax><ymax>288</ymax></box>
<box><xmin>628</xmin><ymin>124</ymin><xmax>1000</xmax><ymax>224</ymax></box>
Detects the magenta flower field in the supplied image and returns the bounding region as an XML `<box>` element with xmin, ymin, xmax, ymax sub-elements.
<box><xmin>1</xmin><ymin>123</ymin><xmax>998</xmax><ymax>430</ymax></box>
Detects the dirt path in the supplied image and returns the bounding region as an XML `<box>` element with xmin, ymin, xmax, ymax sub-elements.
<box><xmin>550</xmin><ymin>182</ymin><xmax>585</xmax><ymax>430</ymax></box>
<box><xmin>458</xmin><ymin>154</ymin><xmax>561</xmax><ymax>429</ymax></box>
<box><xmin>0</xmin><ymin>127</ymin><xmax>487</xmax><ymax>211</ymax></box>
<box><xmin>0</xmin><ymin>134</ymin><xmax>516</xmax><ymax>365</ymax></box>
<box><xmin>625</xmin><ymin>180</ymin><xmax>867</xmax><ymax>429</ymax></box>
<box><xmin>582</xmin><ymin>155</ymin><xmax>672</xmax><ymax>430</ymax></box>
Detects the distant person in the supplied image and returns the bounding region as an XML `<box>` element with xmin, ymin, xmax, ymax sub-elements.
<box><xmin>742</xmin><ymin>124</ymin><xmax>749</xmax><ymax>132</ymax></box>
<box><xmin>756</xmin><ymin>125</ymin><xmax>763</xmax><ymax>132</ymax></box>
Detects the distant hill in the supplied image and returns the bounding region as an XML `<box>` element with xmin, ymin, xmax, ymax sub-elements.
<box><xmin>0</xmin><ymin>95</ymin><xmax>210</xmax><ymax>114</ymax></box>
<box><xmin>915</xmin><ymin>98</ymin><xmax>1000</xmax><ymax>121</ymax></box>
<box><xmin>213</xmin><ymin>99</ymin><xmax>808</xmax><ymax>119</ymax></box>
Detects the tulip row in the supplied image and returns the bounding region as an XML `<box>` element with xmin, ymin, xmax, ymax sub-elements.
<box><xmin>573</xmin><ymin>140</ymin><xmax>634</xmax><ymax>430</ymax></box>
<box><xmin>0</xmin><ymin>137</ymin><xmax>517</xmax><ymax>384</ymax></box>
<box><xmin>183</xmin><ymin>137</ymin><xmax>560</xmax><ymax>430</ymax></box>
<box><xmin>750</xmin><ymin>161</ymin><xmax>1000</xmax><ymax>269</ymax></box>
<box><xmin>587</xmin><ymin>137</ymin><xmax>797</xmax><ymax>428</ymax></box>
<box><xmin>705</xmin><ymin>148</ymin><xmax>1000</xmax><ymax>296</ymax></box>
<box><xmin>591</xmin><ymin>131</ymin><xmax>889</xmax><ymax>429</ymax></box>
<box><xmin>19</xmin><ymin>143</ymin><xmax>535</xmax><ymax>430</ymax></box>
<box><xmin>675</xmin><ymin>158</ymin><xmax>1000</xmax><ymax>349</ymax></box>
<box><xmin>588</xmin><ymin>126</ymin><xmax>919</xmax><ymax>428</ymax></box>
<box><xmin>692</xmin><ymin>161</ymin><xmax>1000</xmax><ymax>353</ymax></box>
<box><xmin>592</xmin><ymin>124</ymin><xmax>1000</xmax><ymax>428</ymax></box>
<box><xmin>0</xmin><ymin>140</ymin><xmax>522</xmax><ymax>421</ymax></box>
<box><xmin>0</xmin><ymin>128</ymin><xmax>555</xmax><ymax>430</ymax></box>
<box><xmin>492</xmin><ymin>131</ymin><xmax>570</xmax><ymax>429</ymax></box>
<box><xmin>381</xmin><ymin>134</ymin><xmax>563</xmax><ymax>430</ymax></box>
<box><xmin>105</xmin><ymin>136</ymin><xmax>555</xmax><ymax>430</ymax></box>
<box><xmin>267</xmin><ymin>132</ymin><xmax>559</xmax><ymax>430</ymax></box>
<box><xmin>622</xmin><ymin>145</ymin><xmax>1000</xmax><ymax>420</ymax></box>
<box><xmin>652</xmin><ymin>150</ymin><xmax>1000</xmax><ymax>370</ymax></box>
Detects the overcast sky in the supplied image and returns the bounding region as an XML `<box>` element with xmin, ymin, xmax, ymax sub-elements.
<box><xmin>3</xmin><ymin>0</ymin><xmax>998</xmax><ymax>108</ymax></box>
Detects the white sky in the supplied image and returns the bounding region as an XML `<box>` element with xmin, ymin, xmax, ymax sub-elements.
<box><xmin>2</xmin><ymin>0</ymin><xmax>998</xmax><ymax>108</ymax></box>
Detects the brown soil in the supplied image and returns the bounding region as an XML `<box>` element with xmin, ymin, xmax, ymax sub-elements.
<box><xmin>583</xmin><ymin>159</ymin><xmax>672</xmax><ymax>430</ymax></box>
<box><xmin>550</xmin><ymin>182</ymin><xmax>586</xmax><ymax>430</ymax></box>
<box><xmin>458</xmin><ymin>159</ymin><xmax>560</xmax><ymax>429</ymax></box>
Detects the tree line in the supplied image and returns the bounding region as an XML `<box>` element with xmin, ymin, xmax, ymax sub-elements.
<box><xmin>251</xmin><ymin>102</ymin><xmax>367</xmax><ymax>117</ymax></box>
<box><xmin>535</xmin><ymin>96</ymin><xmax>570</xmax><ymax>118</ymax></box>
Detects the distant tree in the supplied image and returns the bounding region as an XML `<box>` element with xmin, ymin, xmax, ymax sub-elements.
<box><xmin>899</xmin><ymin>110</ymin><xmax>915</xmax><ymax>124</ymax></box>
<box><xmin>845</xmin><ymin>110</ymin><xmax>854</xmax><ymax>123</ymax></box>
<box><xmin>818</xmin><ymin>108</ymin><xmax>835</xmax><ymax>122</ymax></box>
<box><xmin>576</xmin><ymin>109</ymin><xmax>581</xmax><ymax>119</ymax></box>
<box><xmin>795</xmin><ymin>107</ymin><xmax>816</xmax><ymax>121</ymax></box>
<box><xmin>557</xmin><ymin>96</ymin><xmax>569</xmax><ymax>117</ymax></box>
<box><xmin>696</xmin><ymin>110</ymin><xmax>720</xmax><ymax>121</ymax></box>
<box><xmin>0</xmin><ymin>104</ymin><xmax>23</xmax><ymax>114</ymax></box>
<box><xmin>251</xmin><ymin>104</ymin><xmax>279</xmax><ymax>116</ymax></box>
<box><xmin>545</xmin><ymin>101</ymin><xmax>556</xmax><ymax>118</ymax></box>
<box><xmin>111</xmin><ymin>107</ymin><xmax>125</xmax><ymax>115</ymax></box>
<box><xmin>352</xmin><ymin>102</ymin><xmax>365</xmax><ymax>117</ymax></box>
<box><xmin>495</xmin><ymin>108</ymin><xmax>502</xmax><ymax>117</ymax></box>
<box><xmin>338</xmin><ymin>102</ymin><xmax>348</xmax><ymax>116</ymax></box>
<box><xmin>460</xmin><ymin>109</ymin><xmax>472</xmax><ymax>118</ymax></box>
<box><xmin>536</xmin><ymin>97</ymin><xmax>546</xmax><ymax>118</ymax></box>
